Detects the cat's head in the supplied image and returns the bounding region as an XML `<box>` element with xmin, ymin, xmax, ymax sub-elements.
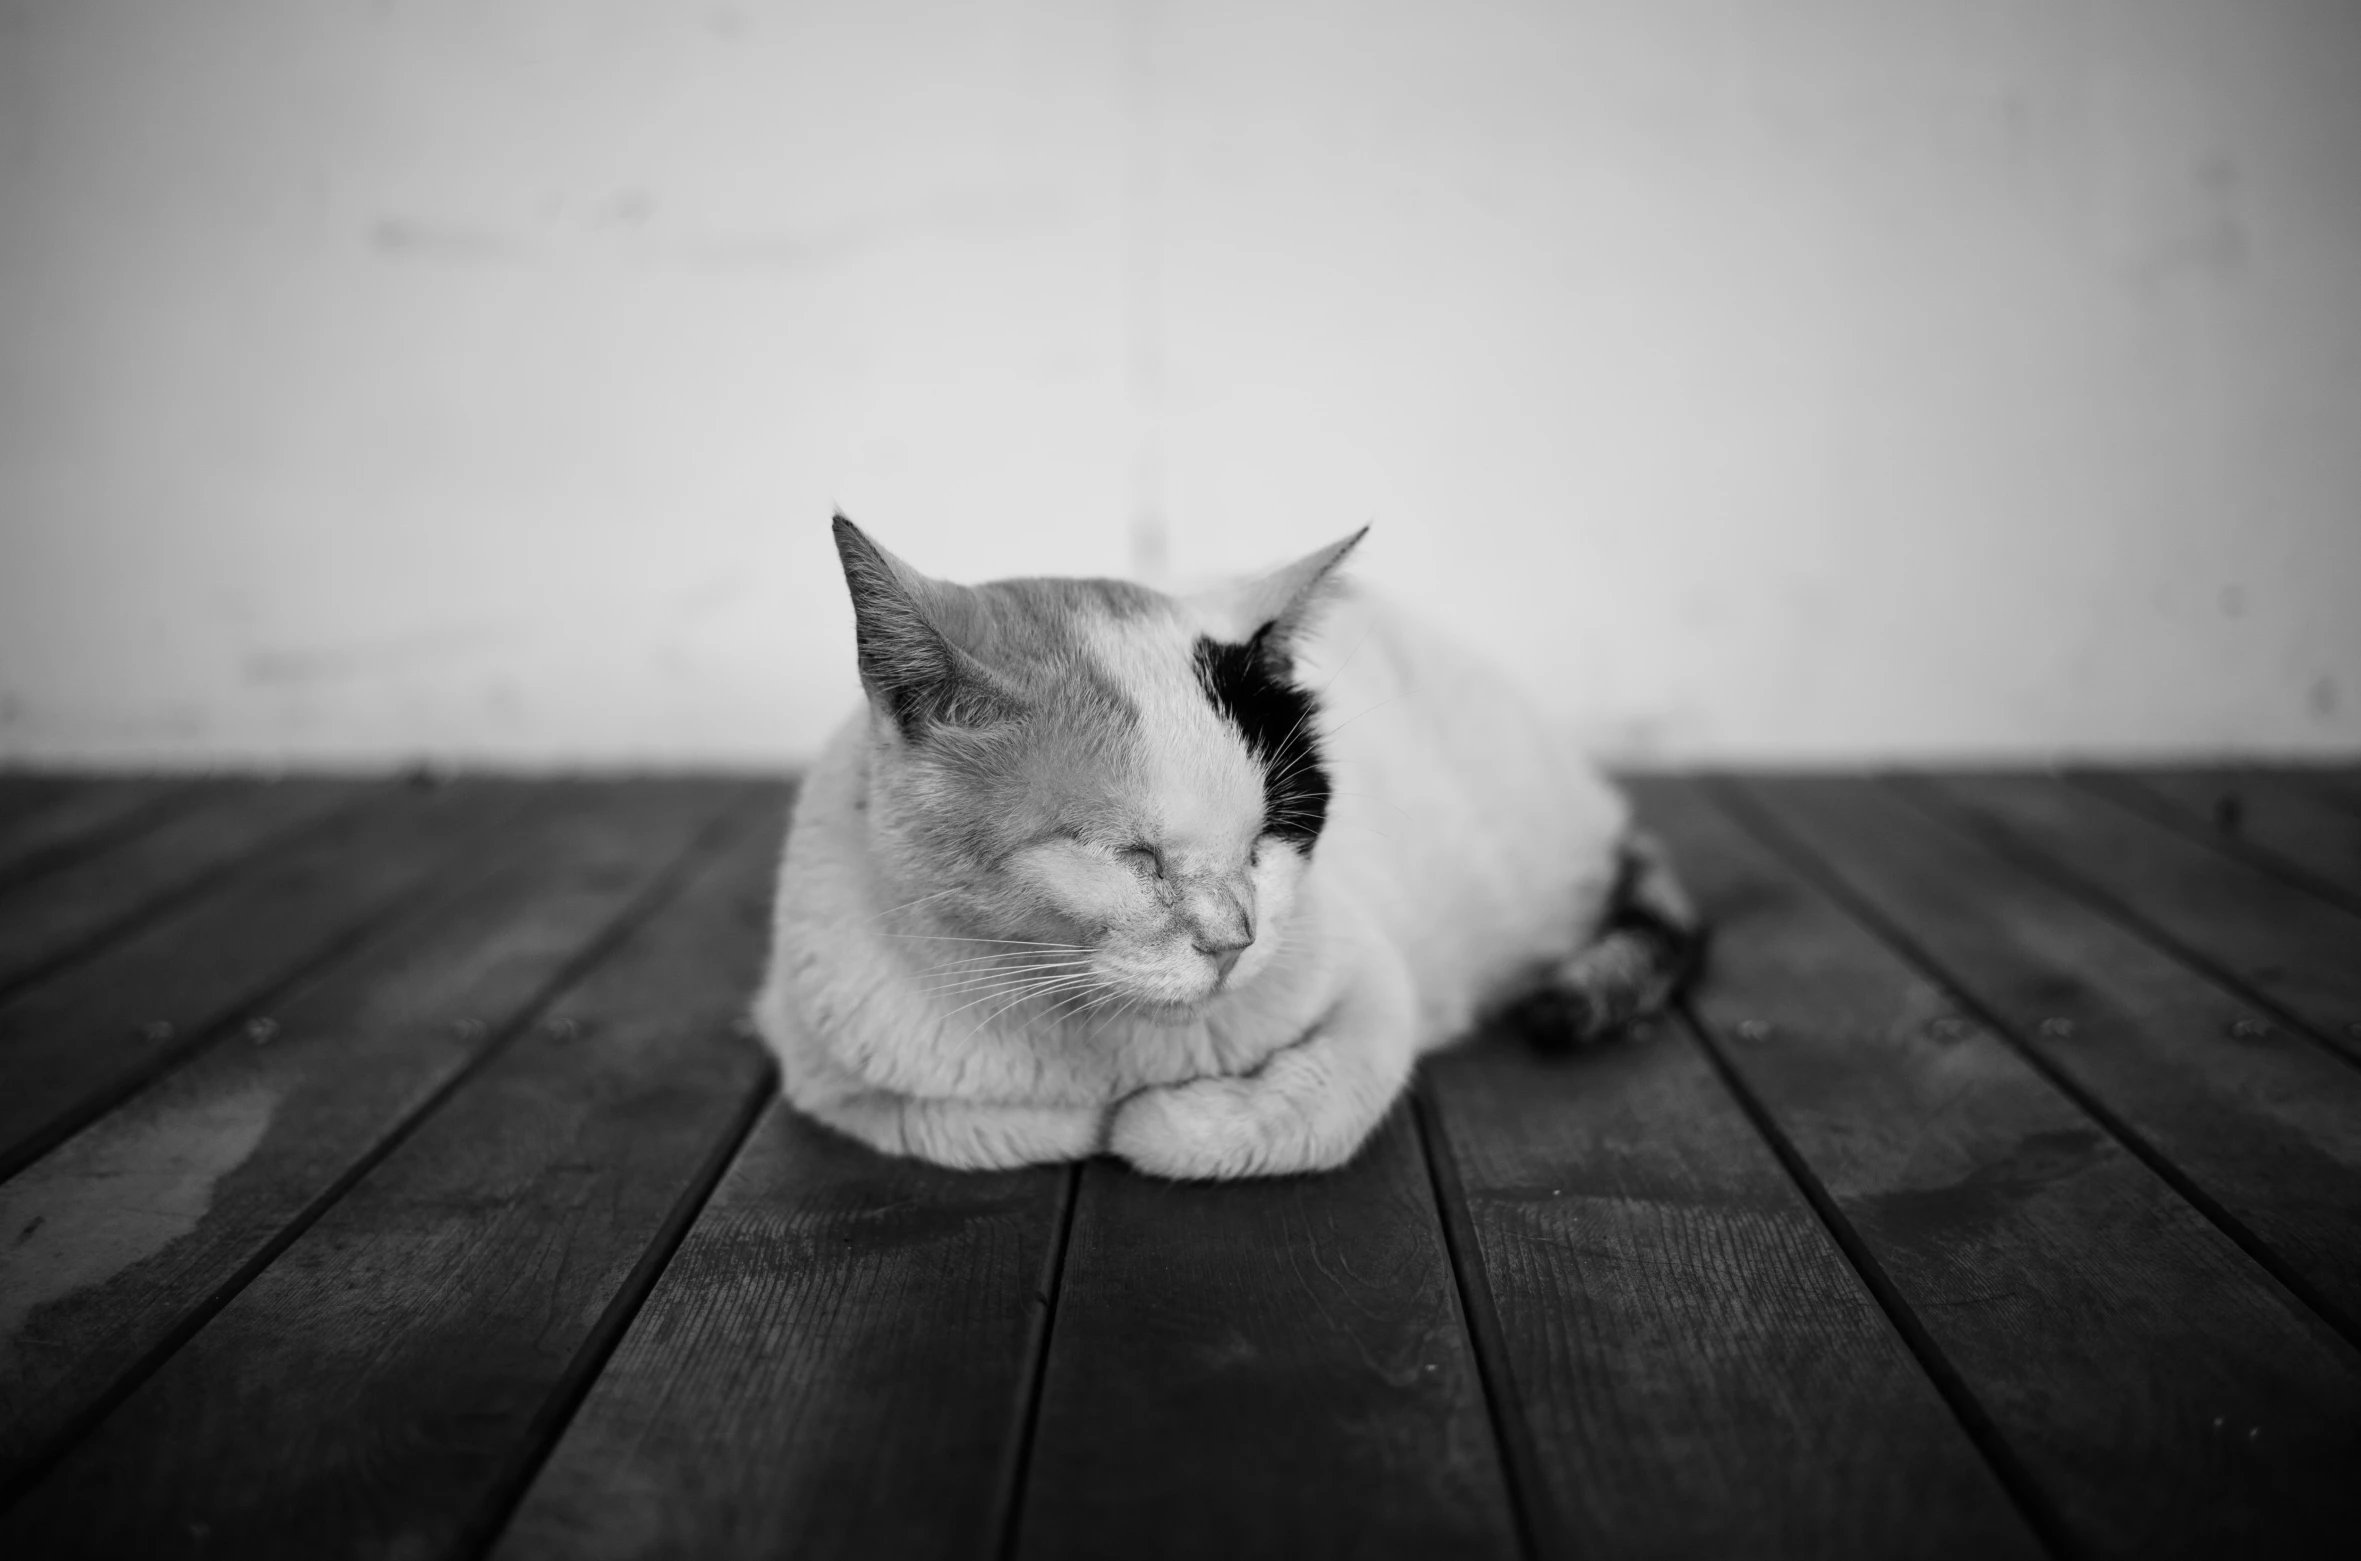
<box><xmin>836</xmin><ymin>514</ymin><xmax>1363</xmax><ymax>1015</ymax></box>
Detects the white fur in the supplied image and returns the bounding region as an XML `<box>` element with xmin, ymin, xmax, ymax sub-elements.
<box><xmin>754</xmin><ymin>571</ymin><xmax>1628</xmax><ymax>1180</ymax></box>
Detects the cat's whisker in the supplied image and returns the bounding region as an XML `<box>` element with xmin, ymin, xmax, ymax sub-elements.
<box><xmin>957</xmin><ymin>975</ymin><xmax>1109</xmax><ymax>1040</ymax></box>
<box><xmin>881</xmin><ymin>933</ymin><xmax>1094</xmax><ymax>949</ymax></box>
<box><xmin>919</xmin><ymin>951</ymin><xmax>1098</xmax><ymax>977</ymax></box>
<box><xmin>935</xmin><ymin>972</ymin><xmax>1105</xmax><ymax>1030</ymax></box>
<box><xmin>1095</xmin><ymin>999</ymin><xmax>1148</xmax><ymax>1035</ymax></box>
<box><xmin>1260</xmin><ymin>695</ymin><xmax>1332</xmax><ymax>779</ymax></box>
<box><xmin>864</xmin><ymin>886</ymin><xmax>967</xmax><ymax>923</ymax></box>
<box><xmin>1042</xmin><ymin>984</ymin><xmax>1115</xmax><ymax>1026</ymax></box>
<box><xmin>1314</xmin><ymin>692</ymin><xmax>1402</xmax><ymax>744</ymax></box>
<box><xmin>919</xmin><ymin>979</ymin><xmax>1095</xmax><ymax>1008</ymax></box>
<box><xmin>918</xmin><ymin>964</ymin><xmax>1102</xmax><ymax>999</ymax></box>
<box><xmin>911</xmin><ymin>949</ymin><xmax>1098</xmax><ymax>981</ymax></box>
<box><xmin>1321</xmin><ymin>787</ymin><xmax>1414</xmax><ymax>820</ymax></box>
<box><xmin>1308</xmin><ymin>623</ymin><xmax>1377</xmax><ymax>697</ymax></box>
<box><xmin>1253</xmin><ymin>693</ymin><xmax>1402</xmax><ymax>802</ymax></box>
<box><xmin>918</xmin><ymin>956</ymin><xmax>1100</xmax><ymax>989</ymax></box>
<box><xmin>918</xmin><ymin>973</ymin><xmax>1096</xmax><ymax>999</ymax></box>
<box><xmin>1259</xmin><ymin>627</ymin><xmax>1373</xmax><ymax>764</ymax></box>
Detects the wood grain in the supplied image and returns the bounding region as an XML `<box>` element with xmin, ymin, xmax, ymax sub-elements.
<box><xmin>1422</xmin><ymin>1021</ymin><xmax>2040</xmax><ymax>1559</ymax></box>
<box><xmin>1631</xmin><ymin>775</ymin><xmax>2361</xmax><ymax>1559</ymax></box>
<box><xmin>1901</xmin><ymin>773</ymin><xmax>2361</xmax><ymax>1064</ymax></box>
<box><xmin>0</xmin><ymin>778</ymin><xmax>368</xmax><ymax>998</ymax></box>
<box><xmin>0</xmin><ymin>779</ymin><xmax>749</xmax><ymax>1491</ymax></box>
<box><xmin>494</xmin><ymin>1102</ymin><xmax>1069</xmax><ymax>1561</ymax></box>
<box><xmin>0</xmin><ymin>780</ymin><xmax>539</xmax><ymax>1183</ymax></box>
<box><xmin>1735</xmin><ymin>775</ymin><xmax>2361</xmax><ymax>1340</ymax></box>
<box><xmin>0</xmin><ymin>797</ymin><xmax>786</xmax><ymax>1560</ymax></box>
<box><xmin>1014</xmin><ymin>1110</ymin><xmax>1520</xmax><ymax>1561</ymax></box>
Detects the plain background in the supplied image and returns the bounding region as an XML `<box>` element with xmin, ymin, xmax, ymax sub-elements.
<box><xmin>3</xmin><ymin>0</ymin><xmax>2357</xmax><ymax>769</ymax></box>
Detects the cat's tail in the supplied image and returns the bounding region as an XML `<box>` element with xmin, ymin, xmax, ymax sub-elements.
<box><xmin>1520</xmin><ymin>831</ymin><xmax>1707</xmax><ymax>1044</ymax></box>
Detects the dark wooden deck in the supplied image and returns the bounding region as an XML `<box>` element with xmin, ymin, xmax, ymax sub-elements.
<box><xmin>1</xmin><ymin>768</ymin><xmax>2358</xmax><ymax>1559</ymax></box>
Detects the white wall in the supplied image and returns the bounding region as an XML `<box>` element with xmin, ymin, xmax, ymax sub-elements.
<box><xmin>3</xmin><ymin>0</ymin><xmax>2357</xmax><ymax>767</ymax></box>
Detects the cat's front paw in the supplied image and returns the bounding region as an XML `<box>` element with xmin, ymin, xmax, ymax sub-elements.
<box><xmin>1108</xmin><ymin>1075</ymin><xmax>1344</xmax><ymax>1180</ymax></box>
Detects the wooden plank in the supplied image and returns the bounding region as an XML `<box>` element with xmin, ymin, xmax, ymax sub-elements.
<box><xmin>0</xmin><ymin>798</ymin><xmax>784</xmax><ymax>1559</ymax></box>
<box><xmin>1738</xmin><ymin>775</ymin><xmax>2361</xmax><ymax>1341</ymax></box>
<box><xmin>1014</xmin><ymin>1111</ymin><xmax>1520</xmax><ymax>1561</ymax></box>
<box><xmin>2074</xmin><ymin>768</ymin><xmax>2361</xmax><ymax>909</ymax></box>
<box><xmin>1903</xmin><ymin>773</ymin><xmax>2361</xmax><ymax>1063</ymax></box>
<box><xmin>493</xmin><ymin>1103</ymin><xmax>1070</xmax><ymax>1561</ymax></box>
<box><xmin>0</xmin><ymin>778</ymin><xmax>200</xmax><ymax>891</ymax></box>
<box><xmin>0</xmin><ymin>778</ymin><xmax>369</xmax><ymax>998</ymax></box>
<box><xmin>0</xmin><ymin>779</ymin><xmax>749</xmax><ymax>1492</ymax></box>
<box><xmin>1628</xmin><ymin>775</ymin><xmax>2361</xmax><ymax>1559</ymax></box>
<box><xmin>1421</xmin><ymin>1026</ymin><xmax>2040</xmax><ymax>1559</ymax></box>
<box><xmin>0</xmin><ymin>781</ymin><xmax>539</xmax><ymax>1183</ymax></box>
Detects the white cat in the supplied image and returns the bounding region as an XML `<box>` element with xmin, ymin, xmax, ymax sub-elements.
<box><xmin>752</xmin><ymin>518</ymin><xmax>1698</xmax><ymax>1179</ymax></box>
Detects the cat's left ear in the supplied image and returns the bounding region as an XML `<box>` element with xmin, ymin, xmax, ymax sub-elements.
<box><xmin>1195</xmin><ymin>527</ymin><xmax>1368</xmax><ymax>653</ymax></box>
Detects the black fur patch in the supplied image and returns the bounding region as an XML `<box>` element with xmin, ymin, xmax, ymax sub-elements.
<box><xmin>1600</xmin><ymin>846</ymin><xmax>1706</xmax><ymax>990</ymax></box>
<box><xmin>1192</xmin><ymin>629</ymin><xmax>1329</xmax><ymax>847</ymax></box>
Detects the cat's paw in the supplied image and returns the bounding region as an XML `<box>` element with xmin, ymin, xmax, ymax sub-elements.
<box><xmin>1108</xmin><ymin>1075</ymin><xmax>1343</xmax><ymax>1180</ymax></box>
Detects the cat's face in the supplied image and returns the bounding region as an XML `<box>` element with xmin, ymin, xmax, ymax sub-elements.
<box><xmin>841</xmin><ymin>519</ymin><xmax>1358</xmax><ymax>1018</ymax></box>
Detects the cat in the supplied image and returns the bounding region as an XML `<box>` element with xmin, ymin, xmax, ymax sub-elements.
<box><xmin>751</xmin><ymin>516</ymin><xmax>1701</xmax><ymax>1179</ymax></box>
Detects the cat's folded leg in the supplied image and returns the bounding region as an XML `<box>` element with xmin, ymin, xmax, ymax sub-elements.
<box><xmin>800</xmin><ymin>1086</ymin><xmax>1107</xmax><ymax>1170</ymax></box>
<box><xmin>761</xmin><ymin>983</ymin><xmax>1106</xmax><ymax>1169</ymax></box>
<box><xmin>1107</xmin><ymin>948</ymin><xmax>1416</xmax><ymax>1180</ymax></box>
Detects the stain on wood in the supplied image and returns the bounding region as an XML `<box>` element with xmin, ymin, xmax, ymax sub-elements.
<box><xmin>0</xmin><ymin>782</ymin><xmax>543</xmax><ymax>1183</ymax></box>
<box><xmin>0</xmin><ymin>779</ymin><xmax>752</xmax><ymax>1490</ymax></box>
<box><xmin>0</xmin><ymin>797</ymin><xmax>785</xmax><ymax>1558</ymax></box>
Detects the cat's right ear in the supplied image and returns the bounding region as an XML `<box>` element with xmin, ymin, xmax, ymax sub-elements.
<box><xmin>1193</xmin><ymin>527</ymin><xmax>1368</xmax><ymax>653</ymax></box>
<box><xmin>832</xmin><ymin>515</ymin><xmax>1013</xmax><ymax>736</ymax></box>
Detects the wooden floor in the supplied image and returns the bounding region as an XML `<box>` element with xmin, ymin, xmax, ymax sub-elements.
<box><xmin>0</xmin><ymin>769</ymin><xmax>2357</xmax><ymax>1559</ymax></box>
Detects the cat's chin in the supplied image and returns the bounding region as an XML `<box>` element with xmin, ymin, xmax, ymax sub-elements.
<box><xmin>1114</xmin><ymin>989</ymin><xmax>1225</xmax><ymax>1024</ymax></box>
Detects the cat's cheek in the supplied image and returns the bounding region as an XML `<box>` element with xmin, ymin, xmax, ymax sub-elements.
<box><xmin>1100</xmin><ymin>930</ymin><xmax>1229</xmax><ymax>1011</ymax></box>
<box><xmin>1249</xmin><ymin>843</ymin><xmax>1305</xmax><ymax>926</ymax></box>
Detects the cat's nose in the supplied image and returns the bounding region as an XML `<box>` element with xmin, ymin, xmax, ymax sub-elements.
<box><xmin>1187</xmin><ymin>887</ymin><xmax>1255</xmax><ymax>968</ymax></box>
<box><xmin>1193</xmin><ymin>928</ymin><xmax>1252</xmax><ymax>960</ymax></box>
<box><xmin>1194</xmin><ymin>937</ymin><xmax>1248</xmax><ymax>981</ymax></box>
<box><xmin>1182</xmin><ymin>877</ymin><xmax>1254</xmax><ymax>973</ymax></box>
